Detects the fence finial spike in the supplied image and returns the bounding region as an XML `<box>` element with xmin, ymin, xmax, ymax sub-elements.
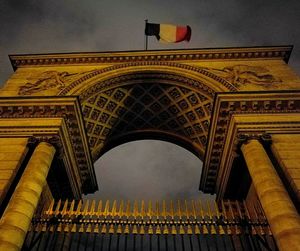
<box><xmin>86</xmin><ymin>223</ymin><xmax>92</xmax><ymax>233</ymax></box>
<box><xmin>148</xmin><ymin>200</ymin><xmax>153</xmax><ymax>218</ymax></box>
<box><xmin>187</xmin><ymin>224</ymin><xmax>193</xmax><ymax>235</ymax></box>
<box><xmin>83</xmin><ymin>199</ymin><xmax>89</xmax><ymax>215</ymax></box>
<box><xmin>109</xmin><ymin>224</ymin><xmax>115</xmax><ymax>234</ymax></box>
<box><xmin>101</xmin><ymin>224</ymin><xmax>107</xmax><ymax>234</ymax></box>
<box><xmin>69</xmin><ymin>200</ymin><xmax>75</xmax><ymax>215</ymax></box>
<box><xmin>55</xmin><ymin>199</ymin><xmax>62</xmax><ymax>215</ymax></box>
<box><xmin>62</xmin><ymin>199</ymin><xmax>68</xmax><ymax>215</ymax></box>
<box><xmin>133</xmin><ymin>200</ymin><xmax>139</xmax><ymax>218</ymax></box>
<box><xmin>177</xmin><ymin>200</ymin><xmax>182</xmax><ymax>219</ymax></box>
<box><xmin>141</xmin><ymin>200</ymin><xmax>145</xmax><ymax>218</ymax></box>
<box><xmin>191</xmin><ymin>200</ymin><xmax>197</xmax><ymax>219</ymax></box>
<box><xmin>171</xmin><ymin>225</ymin><xmax>177</xmax><ymax>235</ymax></box>
<box><xmin>163</xmin><ymin>224</ymin><xmax>169</xmax><ymax>235</ymax></box>
<box><xmin>170</xmin><ymin>200</ymin><xmax>174</xmax><ymax>219</ymax></box>
<box><xmin>148</xmin><ymin>225</ymin><xmax>153</xmax><ymax>235</ymax></box>
<box><xmin>155</xmin><ymin>225</ymin><xmax>161</xmax><ymax>234</ymax></box>
<box><xmin>76</xmin><ymin>200</ymin><xmax>82</xmax><ymax>215</ymax></box>
<box><xmin>198</xmin><ymin>199</ymin><xmax>204</xmax><ymax>220</ymax></box>
<box><xmin>90</xmin><ymin>200</ymin><xmax>96</xmax><ymax>215</ymax></box>
<box><xmin>139</xmin><ymin>225</ymin><xmax>145</xmax><ymax>235</ymax></box>
<box><xmin>214</xmin><ymin>201</ymin><xmax>220</xmax><ymax>219</ymax></box>
<box><xmin>93</xmin><ymin>224</ymin><xmax>100</xmax><ymax>233</ymax></box>
<box><xmin>207</xmin><ymin>200</ymin><xmax>213</xmax><ymax>220</ymax></box>
<box><xmin>184</xmin><ymin>200</ymin><xmax>189</xmax><ymax>217</ymax></box>
<box><xmin>132</xmin><ymin>224</ymin><xmax>138</xmax><ymax>234</ymax></box>
<box><xmin>116</xmin><ymin>224</ymin><xmax>122</xmax><ymax>234</ymax></box>
<box><xmin>111</xmin><ymin>200</ymin><xmax>117</xmax><ymax>217</ymax></box>
<box><xmin>104</xmin><ymin>200</ymin><xmax>110</xmax><ymax>218</ymax></box>
<box><xmin>162</xmin><ymin>200</ymin><xmax>167</xmax><ymax>219</ymax></box>
<box><xmin>155</xmin><ymin>201</ymin><xmax>160</xmax><ymax>219</ymax></box>
<box><xmin>118</xmin><ymin>200</ymin><xmax>124</xmax><ymax>217</ymax></box>
<box><xmin>125</xmin><ymin>200</ymin><xmax>131</xmax><ymax>218</ymax></box>
<box><xmin>97</xmin><ymin>200</ymin><xmax>102</xmax><ymax>216</ymax></box>
<box><xmin>179</xmin><ymin>225</ymin><xmax>185</xmax><ymax>235</ymax></box>
<box><xmin>46</xmin><ymin>199</ymin><xmax>55</xmax><ymax>215</ymax></box>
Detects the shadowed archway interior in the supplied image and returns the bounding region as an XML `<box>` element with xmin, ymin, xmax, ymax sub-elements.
<box><xmin>79</xmin><ymin>73</ymin><xmax>215</xmax><ymax>162</ymax></box>
<box><xmin>84</xmin><ymin>140</ymin><xmax>213</xmax><ymax>201</ymax></box>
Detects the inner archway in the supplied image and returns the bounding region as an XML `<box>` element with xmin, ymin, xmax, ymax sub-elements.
<box><xmin>77</xmin><ymin>69</ymin><xmax>223</xmax><ymax>194</ymax></box>
<box><xmin>84</xmin><ymin>140</ymin><xmax>214</xmax><ymax>201</ymax></box>
<box><xmin>80</xmin><ymin>77</ymin><xmax>216</xmax><ymax>162</ymax></box>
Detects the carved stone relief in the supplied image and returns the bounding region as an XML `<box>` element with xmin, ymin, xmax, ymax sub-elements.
<box><xmin>18</xmin><ymin>70</ymin><xmax>95</xmax><ymax>95</ymax></box>
<box><xmin>17</xmin><ymin>64</ymin><xmax>281</xmax><ymax>96</ymax></box>
<box><xmin>207</xmin><ymin>65</ymin><xmax>281</xmax><ymax>89</ymax></box>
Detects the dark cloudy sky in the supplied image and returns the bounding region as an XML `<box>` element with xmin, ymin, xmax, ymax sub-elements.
<box><xmin>86</xmin><ymin>140</ymin><xmax>212</xmax><ymax>202</ymax></box>
<box><xmin>0</xmin><ymin>0</ymin><xmax>299</xmax><ymax>201</ymax></box>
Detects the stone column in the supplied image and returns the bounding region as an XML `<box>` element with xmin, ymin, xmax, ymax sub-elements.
<box><xmin>241</xmin><ymin>139</ymin><xmax>300</xmax><ymax>251</ymax></box>
<box><xmin>0</xmin><ymin>142</ymin><xmax>56</xmax><ymax>251</ymax></box>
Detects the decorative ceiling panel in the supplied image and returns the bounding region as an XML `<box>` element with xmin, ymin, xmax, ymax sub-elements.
<box><xmin>81</xmin><ymin>83</ymin><xmax>213</xmax><ymax>160</ymax></box>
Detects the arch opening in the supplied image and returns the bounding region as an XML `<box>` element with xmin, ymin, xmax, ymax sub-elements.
<box><xmin>84</xmin><ymin>140</ymin><xmax>214</xmax><ymax>201</ymax></box>
<box><xmin>76</xmin><ymin>68</ymin><xmax>225</xmax><ymax>196</ymax></box>
<box><xmin>98</xmin><ymin>129</ymin><xmax>203</xmax><ymax>160</ymax></box>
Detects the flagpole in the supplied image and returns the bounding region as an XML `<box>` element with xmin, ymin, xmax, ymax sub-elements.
<box><xmin>145</xmin><ymin>19</ymin><xmax>148</xmax><ymax>50</ymax></box>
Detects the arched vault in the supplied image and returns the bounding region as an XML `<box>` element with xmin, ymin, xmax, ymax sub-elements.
<box><xmin>55</xmin><ymin>62</ymin><xmax>237</xmax><ymax>161</ymax></box>
<box><xmin>53</xmin><ymin>60</ymin><xmax>236</xmax><ymax>161</ymax></box>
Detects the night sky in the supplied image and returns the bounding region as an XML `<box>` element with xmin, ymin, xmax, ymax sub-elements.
<box><xmin>0</xmin><ymin>0</ymin><xmax>299</xmax><ymax>201</ymax></box>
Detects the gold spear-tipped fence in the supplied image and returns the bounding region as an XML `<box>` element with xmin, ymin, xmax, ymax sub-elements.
<box><xmin>24</xmin><ymin>199</ymin><xmax>277</xmax><ymax>251</ymax></box>
<box><xmin>31</xmin><ymin>199</ymin><xmax>272</xmax><ymax>235</ymax></box>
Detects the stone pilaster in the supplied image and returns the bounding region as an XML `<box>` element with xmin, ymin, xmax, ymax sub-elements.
<box><xmin>0</xmin><ymin>142</ymin><xmax>56</xmax><ymax>251</ymax></box>
<box><xmin>241</xmin><ymin>139</ymin><xmax>300</xmax><ymax>251</ymax></box>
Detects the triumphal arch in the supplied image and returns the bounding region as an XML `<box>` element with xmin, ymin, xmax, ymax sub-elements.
<box><xmin>0</xmin><ymin>46</ymin><xmax>299</xmax><ymax>250</ymax></box>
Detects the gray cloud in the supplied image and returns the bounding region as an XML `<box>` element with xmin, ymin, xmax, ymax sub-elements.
<box><xmin>85</xmin><ymin>140</ymin><xmax>211</xmax><ymax>201</ymax></box>
<box><xmin>1</xmin><ymin>1</ymin><xmax>299</xmax><ymax>81</ymax></box>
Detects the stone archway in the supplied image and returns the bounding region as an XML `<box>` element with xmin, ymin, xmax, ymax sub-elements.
<box><xmin>51</xmin><ymin>62</ymin><xmax>237</xmax><ymax>161</ymax></box>
<box><xmin>3</xmin><ymin>46</ymin><xmax>294</xmax><ymax>196</ymax></box>
<box><xmin>76</xmin><ymin>71</ymin><xmax>220</xmax><ymax>161</ymax></box>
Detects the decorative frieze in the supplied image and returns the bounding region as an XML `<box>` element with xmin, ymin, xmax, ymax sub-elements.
<box><xmin>10</xmin><ymin>46</ymin><xmax>292</xmax><ymax>70</ymax></box>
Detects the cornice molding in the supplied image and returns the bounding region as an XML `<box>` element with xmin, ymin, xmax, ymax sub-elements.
<box><xmin>0</xmin><ymin>96</ymin><xmax>97</xmax><ymax>195</ymax></box>
<box><xmin>200</xmin><ymin>90</ymin><xmax>300</xmax><ymax>194</ymax></box>
<box><xmin>9</xmin><ymin>46</ymin><xmax>293</xmax><ymax>70</ymax></box>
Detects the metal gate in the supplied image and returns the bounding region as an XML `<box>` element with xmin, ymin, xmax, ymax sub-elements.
<box><xmin>23</xmin><ymin>199</ymin><xmax>277</xmax><ymax>251</ymax></box>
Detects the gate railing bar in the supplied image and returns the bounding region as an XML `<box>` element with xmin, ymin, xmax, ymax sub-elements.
<box><xmin>29</xmin><ymin>199</ymin><xmax>271</xmax><ymax>236</ymax></box>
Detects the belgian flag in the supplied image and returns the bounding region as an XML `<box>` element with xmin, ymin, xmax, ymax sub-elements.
<box><xmin>145</xmin><ymin>23</ymin><xmax>191</xmax><ymax>43</ymax></box>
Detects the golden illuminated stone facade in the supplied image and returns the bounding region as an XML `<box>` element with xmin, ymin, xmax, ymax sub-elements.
<box><xmin>0</xmin><ymin>46</ymin><xmax>299</xmax><ymax>250</ymax></box>
<box><xmin>0</xmin><ymin>142</ymin><xmax>55</xmax><ymax>251</ymax></box>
